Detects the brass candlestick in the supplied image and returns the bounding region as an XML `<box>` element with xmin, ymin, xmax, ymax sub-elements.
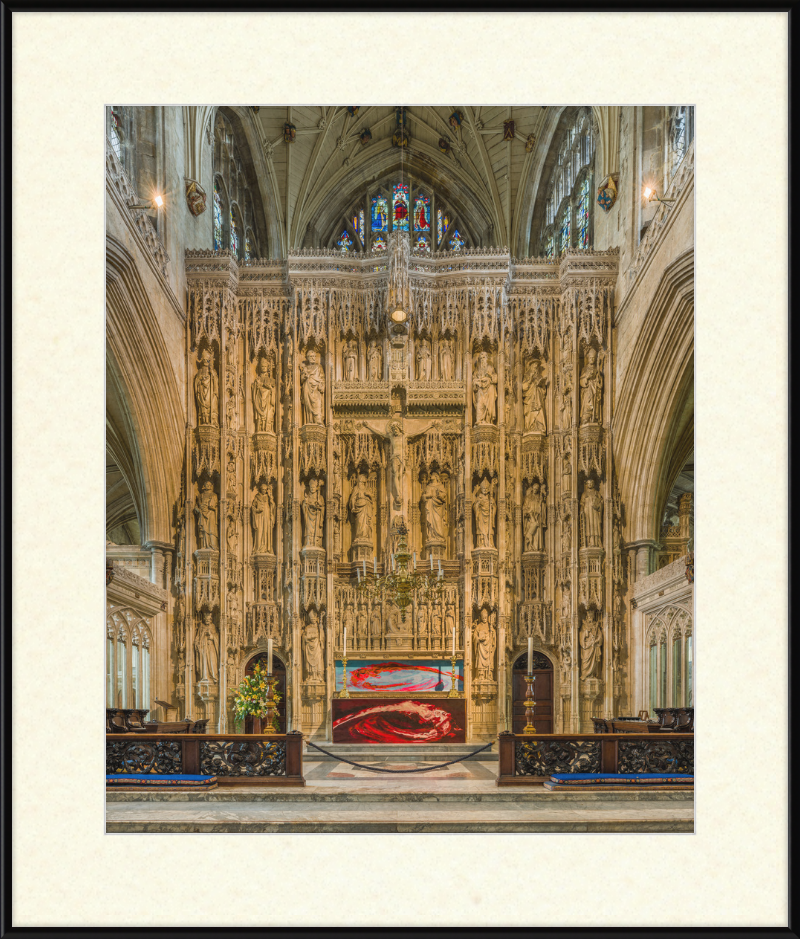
<box><xmin>263</xmin><ymin>677</ymin><xmax>278</xmax><ymax>732</ymax></box>
<box><xmin>447</xmin><ymin>656</ymin><xmax>460</xmax><ymax>697</ymax></box>
<box><xmin>339</xmin><ymin>656</ymin><xmax>350</xmax><ymax>698</ymax></box>
<box><xmin>523</xmin><ymin>674</ymin><xmax>536</xmax><ymax>735</ymax></box>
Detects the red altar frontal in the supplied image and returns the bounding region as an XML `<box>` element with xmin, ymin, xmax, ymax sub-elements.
<box><xmin>331</xmin><ymin>697</ymin><xmax>466</xmax><ymax>744</ymax></box>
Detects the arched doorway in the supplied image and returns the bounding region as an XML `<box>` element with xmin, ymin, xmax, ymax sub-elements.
<box><xmin>511</xmin><ymin>652</ymin><xmax>553</xmax><ymax>734</ymax></box>
<box><xmin>243</xmin><ymin>653</ymin><xmax>287</xmax><ymax>733</ymax></box>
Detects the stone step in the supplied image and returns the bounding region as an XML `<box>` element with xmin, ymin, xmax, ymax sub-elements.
<box><xmin>105</xmin><ymin>798</ymin><xmax>694</xmax><ymax>832</ymax></box>
<box><xmin>106</xmin><ymin>786</ymin><xmax>693</xmax><ymax>804</ymax></box>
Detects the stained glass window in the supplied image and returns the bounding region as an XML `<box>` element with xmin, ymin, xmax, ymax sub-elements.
<box><xmin>245</xmin><ymin>230</ymin><xmax>252</xmax><ymax>261</ymax></box>
<box><xmin>371</xmin><ymin>195</ymin><xmax>388</xmax><ymax>232</ymax></box>
<box><xmin>109</xmin><ymin>109</ymin><xmax>122</xmax><ymax>160</ymax></box>
<box><xmin>337</xmin><ymin>230</ymin><xmax>353</xmax><ymax>252</ymax></box>
<box><xmin>230</xmin><ymin>207</ymin><xmax>239</xmax><ymax>256</ymax></box>
<box><xmin>559</xmin><ymin>212</ymin><xmax>571</xmax><ymax>254</ymax></box>
<box><xmin>544</xmin><ymin>233</ymin><xmax>555</xmax><ymax>259</ymax></box>
<box><xmin>352</xmin><ymin>210</ymin><xmax>364</xmax><ymax>239</ymax></box>
<box><xmin>576</xmin><ymin>176</ymin><xmax>590</xmax><ymax>249</ymax></box>
<box><xmin>437</xmin><ymin>209</ymin><xmax>450</xmax><ymax>245</ymax></box>
<box><xmin>213</xmin><ymin>180</ymin><xmax>223</xmax><ymax>251</ymax></box>
<box><xmin>413</xmin><ymin>194</ymin><xmax>431</xmax><ymax>232</ymax></box>
<box><xmin>449</xmin><ymin>229</ymin><xmax>465</xmax><ymax>251</ymax></box>
<box><xmin>371</xmin><ymin>233</ymin><xmax>387</xmax><ymax>252</ymax></box>
<box><xmin>415</xmin><ymin>234</ymin><xmax>430</xmax><ymax>252</ymax></box>
<box><xmin>392</xmin><ymin>183</ymin><xmax>409</xmax><ymax>231</ymax></box>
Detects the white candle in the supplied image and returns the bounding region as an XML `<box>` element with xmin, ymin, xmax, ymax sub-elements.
<box><xmin>452</xmin><ymin>626</ymin><xmax>456</xmax><ymax>658</ymax></box>
<box><xmin>343</xmin><ymin>627</ymin><xmax>347</xmax><ymax>657</ymax></box>
<box><xmin>374</xmin><ymin>556</ymin><xmax>377</xmax><ymax>573</ymax></box>
<box><xmin>357</xmin><ymin>567</ymin><xmax>361</xmax><ymax>584</ymax></box>
<box><xmin>527</xmin><ymin>637</ymin><xmax>533</xmax><ymax>675</ymax></box>
<box><xmin>268</xmin><ymin>638</ymin><xmax>273</xmax><ymax>676</ymax></box>
<box><xmin>413</xmin><ymin>552</ymin><xmax>417</xmax><ymax>569</ymax></box>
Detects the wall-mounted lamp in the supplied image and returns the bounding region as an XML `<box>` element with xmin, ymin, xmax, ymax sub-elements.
<box><xmin>643</xmin><ymin>186</ymin><xmax>675</xmax><ymax>207</ymax></box>
<box><xmin>129</xmin><ymin>194</ymin><xmax>165</xmax><ymax>211</ymax></box>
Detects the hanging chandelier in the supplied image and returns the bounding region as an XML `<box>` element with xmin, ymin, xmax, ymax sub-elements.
<box><xmin>355</xmin><ymin>520</ymin><xmax>444</xmax><ymax>621</ymax></box>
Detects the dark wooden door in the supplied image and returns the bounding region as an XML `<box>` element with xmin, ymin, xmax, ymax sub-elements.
<box><xmin>243</xmin><ymin>654</ymin><xmax>286</xmax><ymax>733</ymax></box>
<box><xmin>512</xmin><ymin>667</ymin><xmax>553</xmax><ymax>734</ymax></box>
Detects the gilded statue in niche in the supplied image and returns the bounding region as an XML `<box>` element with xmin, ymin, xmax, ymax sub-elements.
<box><xmin>367</xmin><ymin>340</ymin><xmax>382</xmax><ymax>381</ymax></box>
<box><xmin>439</xmin><ymin>336</ymin><xmax>454</xmax><ymax>381</ymax></box>
<box><xmin>580</xmin><ymin>610</ymin><xmax>603</xmax><ymax>679</ymax></box>
<box><xmin>303</xmin><ymin>609</ymin><xmax>325</xmax><ymax>681</ymax></box>
<box><xmin>522</xmin><ymin>359</ymin><xmax>548</xmax><ymax>434</ymax></box>
<box><xmin>252</xmin><ymin>357</ymin><xmax>275</xmax><ymax>433</ymax></box>
<box><xmin>580</xmin><ymin>479</ymin><xmax>603</xmax><ymax>548</ymax></box>
<box><xmin>472</xmin><ymin>477</ymin><xmax>497</xmax><ymax>548</ymax></box>
<box><xmin>301</xmin><ymin>478</ymin><xmax>325</xmax><ymax>548</ymax></box>
<box><xmin>194</xmin><ymin>480</ymin><xmax>219</xmax><ymax>550</ymax></box>
<box><xmin>579</xmin><ymin>347</ymin><xmax>604</xmax><ymax>425</ymax></box>
<box><xmin>472</xmin><ymin>350</ymin><xmax>497</xmax><ymax>424</ymax></box>
<box><xmin>343</xmin><ymin>339</ymin><xmax>358</xmax><ymax>382</ymax></box>
<box><xmin>473</xmin><ymin>608</ymin><xmax>496</xmax><ymax>680</ymax></box>
<box><xmin>195</xmin><ymin>610</ymin><xmax>219</xmax><ymax>682</ymax></box>
<box><xmin>416</xmin><ymin>338</ymin><xmax>432</xmax><ymax>381</ymax></box>
<box><xmin>194</xmin><ymin>349</ymin><xmax>218</xmax><ymax>426</ymax></box>
<box><xmin>421</xmin><ymin>472</ymin><xmax>447</xmax><ymax>545</ymax></box>
<box><xmin>300</xmin><ymin>349</ymin><xmax>325</xmax><ymax>425</ymax></box>
<box><xmin>251</xmin><ymin>481</ymin><xmax>275</xmax><ymax>554</ymax></box>
<box><xmin>523</xmin><ymin>482</ymin><xmax>547</xmax><ymax>552</ymax></box>
<box><xmin>348</xmin><ymin>472</ymin><xmax>374</xmax><ymax>545</ymax></box>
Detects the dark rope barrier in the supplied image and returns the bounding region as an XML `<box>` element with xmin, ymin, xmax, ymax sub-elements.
<box><xmin>304</xmin><ymin>739</ymin><xmax>494</xmax><ymax>773</ymax></box>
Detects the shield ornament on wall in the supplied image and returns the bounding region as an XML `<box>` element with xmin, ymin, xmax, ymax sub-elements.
<box><xmin>597</xmin><ymin>174</ymin><xmax>618</xmax><ymax>212</ymax></box>
<box><xmin>185</xmin><ymin>179</ymin><xmax>207</xmax><ymax>217</ymax></box>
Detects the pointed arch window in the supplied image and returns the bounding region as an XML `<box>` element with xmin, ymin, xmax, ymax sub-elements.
<box><xmin>230</xmin><ymin>206</ymin><xmax>239</xmax><ymax>256</ymax></box>
<box><xmin>667</xmin><ymin>106</ymin><xmax>694</xmax><ymax>182</ymax></box>
<box><xmin>109</xmin><ymin>108</ymin><xmax>123</xmax><ymax>161</ymax></box>
<box><xmin>371</xmin><ymin>194</ymin><xmax>389</xmax><ymax>232</ymax></box>
<box><xmin>537</xmin><ymin>108</ymin><xmax>594</xmax><ymax>256</ymax></box>
<box><xmin>213</xmin><ymin>179</ymin><xmax>223</xmax><ymax>251</ymax></box>
<box><xmin>413</xmin><ymin>193</ymin><xmax>431</xmax><ymax>232</ymax></box>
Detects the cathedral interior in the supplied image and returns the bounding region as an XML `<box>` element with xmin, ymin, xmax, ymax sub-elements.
<box><xmin>105</xmin><ymin>104</ymin><xmax>695</xmax><ymax>742</ymax></box>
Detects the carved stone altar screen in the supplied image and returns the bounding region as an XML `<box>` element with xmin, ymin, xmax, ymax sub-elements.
<box><xmin>178</xmin><ymin>236</ymin><xmax>622</xmax><ymax>736</ymax></box>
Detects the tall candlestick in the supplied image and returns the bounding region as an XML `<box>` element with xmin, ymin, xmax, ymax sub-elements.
<box><xmin>452</xmin><ymin>626</ymin><xmax>456</xmax><ymax>658</ymax></box>
<box><xmin>267</xmin><ymin>638</ymin><xmax>272</xmax><ymax>676</ymax></box>
<box><xmin>430</xmin><ymin>554</ymin><xmax>433</xmax><ymax>571</ymax></box>
<box><xmin>528</xmin><ymin>637</ymin><xmax>533</xmax><ymax>675</ymax></box>
<box><xmin>374</xmin><ymin>556</ymin><xmax>377</xmax><ymax>573</ymax></box>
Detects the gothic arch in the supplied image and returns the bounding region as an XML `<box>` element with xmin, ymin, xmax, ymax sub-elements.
<box><xmin>613</xmin><ymin>249</ymin><xmax>694</xmax><ymax>545</ymax></box>
<box><xmin>106</xmin><ymin>235</ymin><xmax>184</xmax><ymax>545</ymax></box>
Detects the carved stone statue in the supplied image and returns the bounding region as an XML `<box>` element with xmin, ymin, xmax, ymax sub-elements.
<box><xmin>560</xmin><ymin>387</ymin><xmax>572</xmax><ymax>430</ymax></box>
<box><xmin>472</xmin><ymin>351</ymin><xmax>497</xmax><ymax>424</ymax></box>
<box><xmin>581</xmin><ymin>479</ymin><xmax>603</xmax><ymax>548</ymax></box>
<box><xmin>194</xmin><ymin>349</ymin><xmax>218</xmax><ymax>426</ymax></box>
<box><xmin>416</xmin><ymin>603</ymin><xmax>429</xmax><ymax>642</ymax></box>
<box><xmin>473</xmin><ymin>608</ymin><xmax>496</xmax><ymax>680</ymax></box>
<box><xmin>562</xmin><ymin>450</ymin><xmax>572</xmax><ymax>492</ymax></box>
<box><xmin>504</xmin><ymin>378</ymin><xmax>515</xmax><ymax>429</ymax></box>
<box><xmin>301</xmin><ymin>478</ymin><xmax>325</xmax><ymax>548</ymax></box>
<box><xmin>431</xmin><ymin>606</ymin><xmax>443</xmax><ymax>644</ymax></box>
<box><xmin>421</xmin><ymin>472</ymin><xmax>447</xmax><ymax>545</ymax></box>
<box><xmin>445</xmin><ymin>601</ymin><xmax>456</xmax><ymax>641</ymax></box>
<box><xmin>370</xmin><ymin>606</ymin><xmax>382</xmax><ymax>647</ymax></box>
<box><xmin>561</xmin><ymin>585</ymin><xmax>571</xmax><ymax>622</ymax></box>
<box><xmin>356</xmin><ymin>604</ymin><xmax>368</xmax><ymax>646</ymax></box>
<box><xmin>523</xmin><ymin>483</ymin><xmax>546</xmax><ymax>552</ymax></box>
<box><xmin>472</xmin><ymin>477</ymin><xmax>496</xmax><ymax>548</ymax></box>
<box><xmin>561</xmin><ymin>518</ymin><xmax>572</xmax><ymax>554</ymax></box>
<box><xmin>439</xmin><ymin>337</ymin><xmax>454</xmax><ymax>381</ymax></box>
<box><xmin>342</xmin><ymin>603</ymin><xmax>355</xmax><ymax>648</ymax></box>
<box><xmin>343</xmin><ymin>338</ymin><xmax>358</xmax><ymax>382</ymax></box>
<box><xmin>195</xmin><ymin>610</ymin><xmax>219</xmax><ymax>682</ymax></box>
<box><xmin>302</xmin><ymin>609</ymin><xmax>324</xmax><ymax>681</ymax></box>
<box><xmin>300</xmin><ymin>349</ymin><xmax>325</xmax><ymax>425</ymax></box>
<box><xmin>579</xmin><ymin>347</ymin><xmax>603</xmax><ymax>424</ymax></box>
<box><xmin>522</xmin><ymin>359</ymin><xmax>548</xmax><ymax>433</ymax></box>
<box><xmin>416</xmin><ymin>338</ymin><xmax>432</xmax><ymax>381</ymax></box>
<box><xmin>348</xmin><ymin>472</ymin><xmax>374</xmax><ymax>545</ymax></box>
<box><xmin>580</xmin><ymin>611</ymin><xmax>603</xmax><ymax>679</ymax></box>
<box><xmin>387</xmin><ymin>423</ymin><xmax>405</xmax><ymax>512</ymax></box>
<box><xmin>252</xmin><ymin>357</ymin><xmax>275</xmax><ymax>433</ymax></box>
<box><xmin>194</xmin><ymin>480</ymin><xmax>219</xmax><ymax>550</ymax></box>
<box><xmin>251</xmin><ymin>481</ymin><xmax>275</xmax><ymax>554</ymax></box>
<box><xmin>367</xmin><ymin>340</ymin><xmax>382</xmax><ymax>381</ymax></box>
<box><xmin>226</xmin><ymin>513</ymin><xmax>238</xmax><ymax>556</ymax></box>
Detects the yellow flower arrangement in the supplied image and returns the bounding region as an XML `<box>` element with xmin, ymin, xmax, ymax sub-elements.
<box><xmin>232</xmin><ymin>660</ymin><xmax>282</xmax><ymax>730</ymax></box>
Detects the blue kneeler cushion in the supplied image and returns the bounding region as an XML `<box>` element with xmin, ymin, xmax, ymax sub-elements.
<box><xmin>543</xmin><ymin>772</ymin><xmax>693</xmax><ymax>791</ymax></box>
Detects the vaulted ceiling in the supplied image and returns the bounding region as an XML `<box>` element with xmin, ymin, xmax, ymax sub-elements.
<box><xmin>236</xmin><ymin>105</ymin><xmax>565</xmax><ymax>257</ymax></box>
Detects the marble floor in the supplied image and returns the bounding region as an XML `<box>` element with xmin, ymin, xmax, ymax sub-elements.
<box><xmin>106</xmin><ymin>761</ymin><xmax>694</xmax><ymax>831</ymax></box>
